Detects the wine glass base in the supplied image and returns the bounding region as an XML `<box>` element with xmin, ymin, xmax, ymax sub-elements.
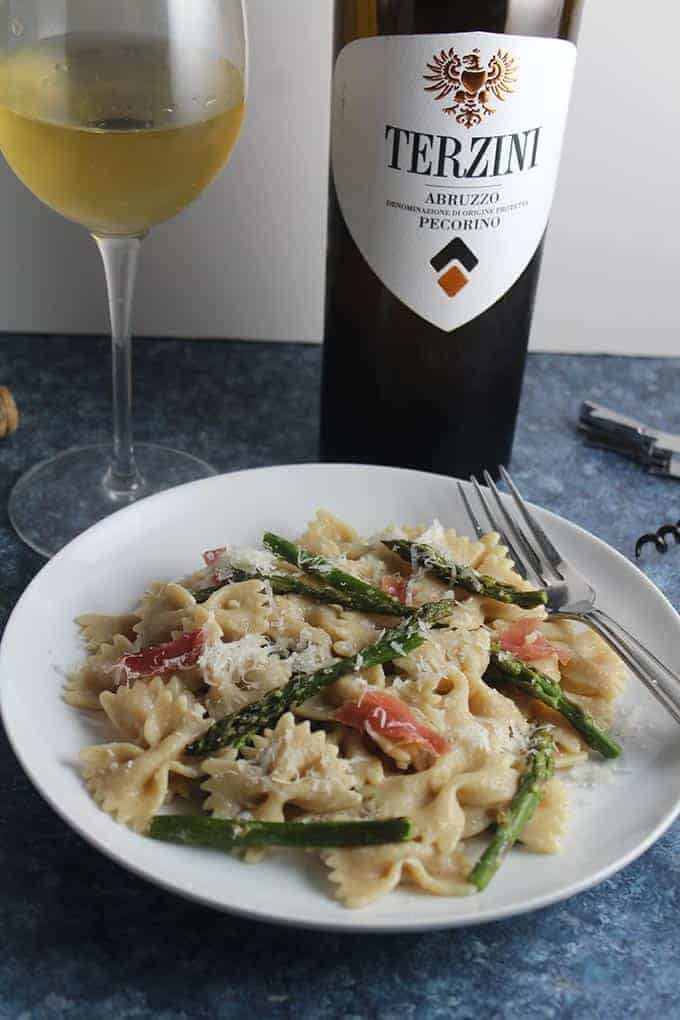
<box><xmin>9</xmin><ymin>443</ymin><xmax>218</xmax><ymax>558</ymax></box>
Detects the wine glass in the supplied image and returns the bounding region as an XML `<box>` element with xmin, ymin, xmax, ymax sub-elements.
<box><xmin>0</xmin><ymin>0</ymin><xmax>248</xmax><ymax>556</ymax></box>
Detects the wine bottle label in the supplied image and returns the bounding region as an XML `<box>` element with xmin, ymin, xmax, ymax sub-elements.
<box><xmin>332</xmin><ymin>32</ymin><xmax>576</xmax><ymax>332</ymax></box>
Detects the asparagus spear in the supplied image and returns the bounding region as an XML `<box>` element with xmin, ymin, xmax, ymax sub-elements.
<box><xmin>186</xmin><ymin>599</ymin><xmax>454</xmax><ymax>756</ymax></box>
<box><xmin>486</xmin><ymin>647</ymin><xmax>622</xmax><ymax>759</ymax></box>
<box><xmin>263</xmin><ymin>532</ymin><xmax>408</xmax><ymax>616</ymax></box>
<box><xmin>383</xmin><ymin>539</ymin><xmax>547</xmax><ymax>610</ymax></box>
<box><xmin>149</xmin><ymin>815</ymin><xmax>414</xmax><ymax>851</ymax></box>
<box><xmin>193</xmin><ymin>568</ymin><xmax>408</xmax><ymax>615</ymax></box>
<box><xmin>469</xmin><ymin>727</ymin><xmax>555</xmax><ymax>891</ymax></box>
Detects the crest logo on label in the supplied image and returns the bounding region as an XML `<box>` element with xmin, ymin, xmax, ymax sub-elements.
<box><xmin>423</xmin><ymin>47</ymin><xmax>518</xmax><ymax>128</ymax></box>
<box><xmin>430</xmin><ymin>239</ymin><xmax>479</xmax><ymax>298</ymax></box>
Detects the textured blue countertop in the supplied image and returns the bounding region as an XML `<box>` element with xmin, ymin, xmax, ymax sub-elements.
<box><xmin>1</xmin><ymin>337</ymin><xmax>679</xmax><ymax>1020</ymax></box>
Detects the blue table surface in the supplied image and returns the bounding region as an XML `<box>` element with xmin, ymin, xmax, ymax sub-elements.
<box><xmin>1</xmin><ymin>336</ymin><xmax>679</xmax><ymax>1020</ymax></box>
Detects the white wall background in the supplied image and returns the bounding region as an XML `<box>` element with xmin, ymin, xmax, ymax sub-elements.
<box><xmin>0</xmin><ymin>0</ymin><xmax>678</xmax><ymax>355</ymax></box>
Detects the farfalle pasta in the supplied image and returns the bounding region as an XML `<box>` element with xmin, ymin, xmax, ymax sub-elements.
<box><xmin>68</xmin><ymin>510</ymin><xmax>625</xmax><ymax>907</ymax></box>
<box><xmin>81</xmin><ymin>676</ymin><xmax>209</xmax><ymax>831</ymax></box>
<box><xmin>203</xmin><ymin>713</ymin><xmax>361</xmax><ymax>825</ymax></box>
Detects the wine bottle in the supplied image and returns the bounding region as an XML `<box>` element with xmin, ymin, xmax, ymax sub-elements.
<box><xmin>321</xmin><ymin>1</ymin><xmax>583</xmax><ymax>477</ymax></box>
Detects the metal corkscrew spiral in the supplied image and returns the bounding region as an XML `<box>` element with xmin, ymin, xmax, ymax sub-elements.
<box><xmin>635</xmin><ymin>522</ymin><xmax>680</xmax><ymax>558</ymax></box>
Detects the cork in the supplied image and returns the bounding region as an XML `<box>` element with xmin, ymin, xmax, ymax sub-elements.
<box><xmin>0</xmin><ymin>386</ymin><xmax>19</xmax><ymax>438</ymax></box>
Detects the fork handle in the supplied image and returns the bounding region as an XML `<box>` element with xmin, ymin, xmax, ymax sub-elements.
<box><xmin>582</xmin><ymin>608</ymin><xmax>680</xmax><ymax>726</ymax></box>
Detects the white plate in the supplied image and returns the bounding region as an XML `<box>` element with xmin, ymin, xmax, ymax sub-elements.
<box><xmin>2</xmin><ymin>463</ymin><xmax>679</xmax><ymax>932</ymax></box>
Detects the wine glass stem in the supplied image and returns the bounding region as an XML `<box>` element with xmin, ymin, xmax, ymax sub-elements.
<box><xmin>93</xmin><ymin>233</ymin><xmax>146</xmax><ymax>500</ymax></box>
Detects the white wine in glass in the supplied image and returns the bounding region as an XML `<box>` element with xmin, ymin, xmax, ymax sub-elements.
<box><xmin>0</xmin><ymin>3</ymin><xmax>248</xmax><ymax>556</ymax></box>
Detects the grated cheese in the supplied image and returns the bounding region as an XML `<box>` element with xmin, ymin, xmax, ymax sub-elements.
<box><xmin>287</xmin><ymin>642</ymin><xmax>335</xmax><ymax>675</ymax></box>
<box><xmin>417</xmin><ymin>519</ymin><xmax>451</xmax><ymax>556</ymax></box>
<box><xmin>270</xmin><ymin>625</ymin><xmax>335</xmax><ymax>675</ymax></box>
<box><xmin>213</xmin><ymin>544</ymin><xmax>278</xmax><ymax>579</ymax></box>
<box><xmin>198</xmin><ymin>633</ymin><xmax>281</xmax><ymax>690</ymax></box>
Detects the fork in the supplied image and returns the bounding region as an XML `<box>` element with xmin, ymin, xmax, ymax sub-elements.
<box><xmin>459</xmin><ymin>466</ymin><xmax>680</xmax><ymax>726</ymax></box>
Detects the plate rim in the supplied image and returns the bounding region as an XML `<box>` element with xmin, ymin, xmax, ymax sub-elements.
<box><xmin>2</xmin><ymin>461</ymin><xmax>679</xmax><ymax>932</ymax></box>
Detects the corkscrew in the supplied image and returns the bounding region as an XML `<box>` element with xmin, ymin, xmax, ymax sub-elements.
<box><xmin>635</xmin><ymin>522</ymin><xmax>680</xmax><ymax>559</ymax></box>
<box><xmin>578</xmin><ymin>402</ymin><xmax>680</xmax><ymax>478</ymax></box>
<box><xmin>578</xmin><ymin>402</ymin><xmax>679</xmax><ymax>559</ymax></box>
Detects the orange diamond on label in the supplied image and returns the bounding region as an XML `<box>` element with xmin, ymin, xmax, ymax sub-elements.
<box><xmin>437</xmin><ymin>264</ymin><xmax>469</xmax><ymax>297</ymax></box>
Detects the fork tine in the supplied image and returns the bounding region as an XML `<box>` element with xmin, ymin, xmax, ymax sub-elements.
<box><xmin>482</xmin><ymin>470</ymin><xmax>548</xmax><ymax>587</ymax></box>
<box><xmin>469</xmin><ymin>475</ymin><xmax>530</xmax><ymax>581</ymax></box>
<box><xmin>499</xmin><ymin>466</ymin><xmax>565</xmax><ymax>579</ymax></box>
<box><xmin>457</xmin><ymin>482</ymin><xmax>484</xmax><ymax>539</ymax></box>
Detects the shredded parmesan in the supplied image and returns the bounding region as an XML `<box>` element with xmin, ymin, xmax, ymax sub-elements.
<box><xmin>198</xmin><ymin>634</ymin><xmax>279</xmax><ymax>690</ymax></box>
<box><xmin>417</xmin><ymin>519</ymin><xmax>451</xmax><ymax>556</ymax></box>
<box><xmin>270</xmin><ymin>625</ymin><xmax>335</xmax><ymax>676</ymax></box>
<box><xmin>287</xmin><ymin>642</ymin><xmax>335</xmax><ymax>675</ymax></box>
<box><xmin>213</xmin><ymin>545</ymin><xmax>278</xmax><ymax>579</ymax></box>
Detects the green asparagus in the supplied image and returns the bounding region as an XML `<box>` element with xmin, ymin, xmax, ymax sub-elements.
<box><xmin>469</xmin><ymin>727</ymin><xmax>555</xmax><ymax>891</ymax></box>
<box><xmin>263</xmin><ymin>532</ymin><xmax>409</xmax><ymax>616</ymax></box>
<box><xmin>193</xmin><ymin>568</ymin><xmax>409</xmax><ymax>615</ymax></box>
<box><xmin>186</xmin><ymin>599</ymin><xmax>454</xmax><ymax>756</ymax></box>
<box><xmin>486</xmin><ymin>647</ymin><xmax>622</xmax><ymax>759</ymax></box>
<box><xmin>149</xmin><ymin>815</ymin><xmax>414</xmax><ymax>851</ymax></box>
<box><xmin>383</xmin><ymin>539</ymin><xmax>547</xmax><ymax>609</ymax></box>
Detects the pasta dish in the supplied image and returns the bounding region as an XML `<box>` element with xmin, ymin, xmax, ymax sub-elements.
<box><xmin>66</xmin><ymin>511</ymin><xmax>625</xmax><ymax>907</ymax></box>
